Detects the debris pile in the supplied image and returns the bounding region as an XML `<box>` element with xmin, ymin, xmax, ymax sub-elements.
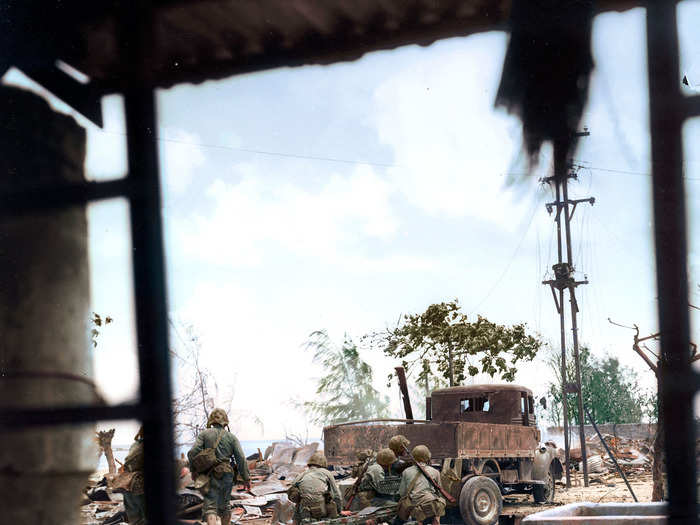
<box><xmin>80</xmin><ymin>441</ymin><xmax>342</xmax><ymax>525</ymax></box>
<box><xmin>568</xmin><ymin>434</ymin><xmax>653</xmax><ymax>481</ymax></box>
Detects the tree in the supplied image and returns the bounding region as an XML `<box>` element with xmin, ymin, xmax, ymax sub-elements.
<box><xmin>608</xmin><ymin>318</ymin><xmax>700</xmax><ymax>502</ymax></box>
<box><xmin>96</xmin><ymin>428</ymin><xmax>116</xmax><ymax>474</ymax></box>
<box><xmin>544</xmin><ymin>345</ymin><xmax>646</xmax><ymax>427</ymax></box>
<box><xmin>170</xmin><ymin>322</ymin><xmax>263</xmax><ymax>445</ymax></box>
<box><xmin>298</xmin><ymin>330</ymin><xmax>390</xmax><ymax>425</ymax></box>
<box><xmin>366</xmin><ymin>300</ymin><xmax>542</xmax><ymax>389</ymax></box>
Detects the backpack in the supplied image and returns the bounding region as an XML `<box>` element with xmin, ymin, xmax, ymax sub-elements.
<box><xmin>191</xmin><ymin>428</ymin><xmax>226</xmax><ymax>474</ymax></box>
<box><xmin>124</xmin><ymin>441</ymin><xmax>144</xmax><ymax>472</ymax></box>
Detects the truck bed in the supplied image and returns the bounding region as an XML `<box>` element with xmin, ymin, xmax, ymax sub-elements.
<box><xmin>324</xmin><ymin>420</ymin><xmax>539</xmax><ymax>464</ymax></box>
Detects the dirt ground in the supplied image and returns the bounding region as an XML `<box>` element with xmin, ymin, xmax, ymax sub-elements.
<box><xmin>499</xmin><ymin>471</ymin><xmax>653</xmax><ymax>519</ymax></box>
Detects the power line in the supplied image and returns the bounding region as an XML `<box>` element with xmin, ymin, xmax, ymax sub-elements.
<box><xmin>470</xmin><ymin>188</ymin><xmax>544</xmax><ymax>315</ymax></box>
<box><xmin>571</xmin><ymin>160</ymin><xmax>700</xmax><ymax>180</ymax></box>
<box><xmin>97</xmin><ymin>128</ymin><xmax>403</xmax><ymax>169</ymax></box>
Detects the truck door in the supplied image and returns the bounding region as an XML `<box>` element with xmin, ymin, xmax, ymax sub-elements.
<box><xmin>521</xmin><ymin>392</ymin><xmax>529</xmax><ymax>426</ymax></box>
<box><xmin>520</xmin><ymin>393</ymin><xmax>536</xmax><ymax>426</ymax></box>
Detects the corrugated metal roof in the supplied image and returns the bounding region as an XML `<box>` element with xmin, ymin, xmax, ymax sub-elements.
<box><xmin>13</xmin><ymin>0</ymin><xmax>644</xmax><ymax>93</ymax></box>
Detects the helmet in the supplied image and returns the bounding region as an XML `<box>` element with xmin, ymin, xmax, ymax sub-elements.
<box><xmin>206</xmin><ymin>408</ymin><xmax>229</xmax><ymax>428</ymax></box>
<box><xmin>376</xmin><ymin>448</ymin><xmax>397</xmax><ymax>467</ymax></box>
<box><xmin>388</xmin><ymin>435</ymin><xmax>410</xmax><ymax>455</ymax></box>
<box><xmin>412</xmin><ymin>445</ymin><xmax>431</xmax><ymax>463</ymax></box>
<box><xmin>357</xmin><ymin>449</ymin><xmax>374</xmax><ymax>462</ymax></box>
<box><xmin>308</xmin><ymin>452</ymin><xmax>327</xmax><ymax>468</ymax></box>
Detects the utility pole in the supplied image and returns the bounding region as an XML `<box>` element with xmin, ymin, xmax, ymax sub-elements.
<box><xmin>542</xmin><ymin>129</ymin><xmax>594</xmax><ymax>488</ymax></box>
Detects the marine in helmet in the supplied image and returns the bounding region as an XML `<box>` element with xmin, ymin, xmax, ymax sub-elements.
<box><xmin>288</xmin><ymin>452</ymin><xmax>342</xmax><ymax>524</ymax></box>
<box><xmin>356</xmin><ymin>448</ymin><xmax>402</xmax><ymax>509</ymax></box>
<box><xmin>123</xmin><ymin>426</ymin><xmax>146</xmax><ymax>525</ymax></box>
<box><xmin>187</xmin><ymin>408</ymin><xmax>251</xmax><ymax>525</ymax></box>
<box><xmin>396</xmin><ymin>445</ymin><xmax>445</xmax><ymax>525</ymax></box>
<box><xmin>388</xmin><ymin>435</ymin><xmax>413</xmax><ymax>475</ymax></box>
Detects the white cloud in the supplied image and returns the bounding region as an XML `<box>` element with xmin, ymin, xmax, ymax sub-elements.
<box><xmin>160</xmin><ymin>127</ymin><xmax>206</xmax><ymax>195</ymax></box>
<box><xmin>372</xmin><ymin>34</ymin><xmax>529</xmax><ymax>224</ymax></box>
<box><xmin>174</xmin><ymin>162</ymin><xmax>399</xmax><ymax>267</ymax></box>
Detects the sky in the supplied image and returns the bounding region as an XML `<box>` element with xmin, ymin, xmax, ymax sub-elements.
<box><xmin>5</xmin><ymin>4</ymin><xmax>700</xmax><ymax>444</ymax></box>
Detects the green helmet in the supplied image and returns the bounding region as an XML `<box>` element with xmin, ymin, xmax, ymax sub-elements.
<box><xmin>376</xmin><ymin>448</ymin><xmax>397</xmax><ymax>467</ymax></box>
<box><xmin>357</xmin><ymin>449</ymin><xmax>374</xmax><ymax>462</ymax></box>
<box><xmin>308</xmin><ymin>452</ymin><xmax>327</xmax><ymax>468</ymax></box>
<box><xmin>206</xmin><ymin>408</ymin><xmax>229</xmax><ymax>428</ymax></box>
<box><xmin>412</xmin><ymin>445</ymin><xmax>431</xmax><ymax>463</ymax></box>
<box><xmin>388</xmin><ymin>435</ymin><xmax>410</xmax><ymax>455</ymax></box>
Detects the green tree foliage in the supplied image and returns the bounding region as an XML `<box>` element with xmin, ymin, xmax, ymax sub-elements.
<box><xmin>367</xmin><ymin>300</ymin><xmax>542</xmax><ymax>387</ymax></box>
<box><xmin>545</xmin><ymin>346</ymin><xmax>645</xmax><ymax>425</ymax></box>
<box><xmin>299</xmin><ymin>330</ymin><xmax>390</xmax><ymax>425</ymax></box>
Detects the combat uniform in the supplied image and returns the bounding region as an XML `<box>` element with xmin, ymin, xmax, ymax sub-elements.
<box><xmin>187</xmin><ymin>409</ymin><xmax>250</xmax><ymax>524</ymax></box>
<box><xmin>123</xmin><ymin>429</ymin><xmax>146</xmax><ymax>525</ymax></box>
<box><xmin>397</xmin><ymin>446</ymin><xmax>445</xmax><ymax>525</ymax></box>
<box><xmin>289</xmin><ymin>454</ymin><xmax>342</xmax><ymax>524</ymax></box>
<box><xmin>359</xmin><ymin>463</ymin><xmax>401</xmax><ymax>507</ymax></box>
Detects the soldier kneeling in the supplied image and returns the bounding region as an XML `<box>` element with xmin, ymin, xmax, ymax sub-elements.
<box><xmin>396</xmin><ymin>446</ymin><xmax>445</xmax><ymax>525</ymax></box>
<box><xmin>288</xmin><ymin>452</ymin><xmax>342</xmax><ymax>524</ymax></box>
<box><xmin>358</xmin><ymin>448</ymin><xmax>401</xmax><ymax>508</ymax></box>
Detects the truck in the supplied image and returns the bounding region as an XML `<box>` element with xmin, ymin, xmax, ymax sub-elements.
<box><xmin>323</xmin><ymin>384</ymin><xmax>563</xmax><ymax>525</ymax></box>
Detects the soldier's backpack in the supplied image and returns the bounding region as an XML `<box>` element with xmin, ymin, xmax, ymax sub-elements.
<box><xmin>191</xmin><ymin>428</ymin><xmax>226</xmax><ymax>474</ymax></box>
<box><xmin>397</xmin><ymin>472</ymin><xmax>421</xmax><ymax>521</ymax></box>
<box><xmin>124</xmin><ymin>441</ymin><xmax>144</xmax><ymax>472</ymax></box>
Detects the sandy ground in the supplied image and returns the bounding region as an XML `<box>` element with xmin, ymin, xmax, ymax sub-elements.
<box><xmin>500</xmin><ymin>471</ymin><xmax>653</xmax><ymax>518</ymax></box>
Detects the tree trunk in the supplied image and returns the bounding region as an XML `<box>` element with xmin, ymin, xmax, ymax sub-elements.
<box><xmin>97</xmin><ymin>429</ymin><xmax>117</xmax><ymax>475</ymax></box>
<box><xmin>447</xmin><ymin>342</ymin><xmax>455</xmax><ymax>386</ymax></box>
<box><xmin>651</xmin><ymin>420</ymin><xmax>664</xmax><ymax>501</ymax></box>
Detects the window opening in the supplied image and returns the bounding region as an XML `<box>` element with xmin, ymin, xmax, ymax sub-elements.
<box><xmin>460</xmin><ymin>396</ymin><xmax>490</xmax><ymax>413</ymax></box>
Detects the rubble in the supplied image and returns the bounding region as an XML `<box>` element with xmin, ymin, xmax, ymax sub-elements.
<box><xmin>566</xmin><ymin>433</ymin><xmax>654</xmax><ymax>480</ymax></box>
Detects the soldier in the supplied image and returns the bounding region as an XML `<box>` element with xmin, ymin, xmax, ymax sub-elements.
<box><xmin>388</xmin><ymin>435</ymin><xmax>412</xmax><ymax>475</ymax></box>
<box><xmin>396</xmin><ymin>445</ymin><xmax>445</xmax><ymax>525</ymax></box>
<box><xmin>357</xmin><ymin>448</ymin><xmax>401</xmax><ymax>508</ymax></box>
<box><xmin>351</xmin><ymin>448</ymin><xmax>375</xmax><ymax>479</ymax></box>
<box><xmin>123</xmin><ymin>426</ymin><xmax>146</xmax><ymax>525</ymax></box>
<box><xmin>288</xmin><ymin>452</ymin><xmax>342</xmax><ymax>524</ymax></box>
<box><xmin>187</xmin><ymin>408</ymin><xmax>250</xmax><ymax>525</ymax></box>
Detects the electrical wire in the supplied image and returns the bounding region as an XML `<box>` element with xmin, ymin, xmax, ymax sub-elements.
<box><xmin>98</xmin><ymin>128</ymin><xmax>403</xmax><ymax>169</ymax></box>
<box><xmin>470</xmin><ymin>187</ymin><xmax>545</xmax><ymax>315</ymax></box>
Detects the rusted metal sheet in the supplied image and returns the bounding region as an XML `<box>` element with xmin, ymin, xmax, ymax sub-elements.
<box><xmin>324</xmin><ymin>421</ymin><xmax>538</xmax><ymax>464</ymax></box>
<box><xmin>431</xmin><ymin>385</ymin><xmax>533</xmax><ymax>425</ymax></box>
<box><xmin>324</xmin><ymin>422</ymin><xmax>459</xmax><ymax>464</ymax></box>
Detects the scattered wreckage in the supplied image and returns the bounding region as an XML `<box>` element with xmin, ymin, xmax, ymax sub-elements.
<box><xmin>324</xmin><ymin>384</ymin><xmax>564</xmax><ymax>525</ymax></box>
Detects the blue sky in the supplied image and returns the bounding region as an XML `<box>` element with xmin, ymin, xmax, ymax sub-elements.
<box><xmin>5</xmin><ymin>5</ymin><xmax>700</xmax><ymax>442</ymax></box>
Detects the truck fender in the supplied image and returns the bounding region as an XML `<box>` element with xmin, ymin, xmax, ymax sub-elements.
<box><xmin>475</xmin><ymin>459</ymin><xmax>500</xmax><ymax>477</ymax></box>
<box><xmin>532</xmin><ymin>444</ymin><xmax>562</xmax><ymax>481</ymax></box>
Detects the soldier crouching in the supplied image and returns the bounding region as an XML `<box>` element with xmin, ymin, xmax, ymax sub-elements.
<box><xmin>288</xmin><ymin>452</ymin><xmax>342</xmax><ymax>524</ymax></box>
<box><xmin>357</xmin><ymin>448</ymin><xmax>401</xmax><ymax>508</ymax></box>
<box><xmin>396</xmin><ymin>445</ymin><xmax>445</xmax><ymax>525</ymax></box>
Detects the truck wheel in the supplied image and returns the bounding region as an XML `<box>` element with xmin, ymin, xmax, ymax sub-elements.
<box><xmin>459</xmin><ymin>475</ymin><xmax>502</xmax><ymax>525</ymax></box>
<box><xmin>532</xmin><ymin>465</ymin><xmax>555</xmax><ymax>503</ymax></box>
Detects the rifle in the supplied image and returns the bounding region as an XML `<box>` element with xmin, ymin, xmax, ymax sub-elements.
<box><xmin>401</xmin><ymin>445</ymin><xmax>456</xmax><ymax>504</ymax></box>
<box><xmin>344</xmin><ymin>457</ymin><xmax>372</xmax><ymax>510</ymax></box>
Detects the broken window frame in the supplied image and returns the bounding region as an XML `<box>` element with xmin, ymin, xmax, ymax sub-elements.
<box><xmin>0</xmin><ymin>3</ymin><xmax>698</xmax><ymax>524</ymax></box>
<box><xmin>460</xmin><ymin>396</ymin><xmax>490</xmax><ymax>413</ymax></box>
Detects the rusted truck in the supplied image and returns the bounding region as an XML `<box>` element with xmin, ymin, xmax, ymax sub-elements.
<box><xmin>323</xmin><ymin>384</ymin><xmax>563</xmax><ymax>525</ymax></box>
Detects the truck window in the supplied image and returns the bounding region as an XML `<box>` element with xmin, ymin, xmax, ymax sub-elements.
<box><xmin>521</xmin><ymin>393</ymin><xmax>527</xmax><ymax>414</ymax></box>
<box><xmin>460</xmin><ymin>397</ymin><xmax>490</xmax><ymax>413</ymax></box>
<box><xmin>528</xmin><ymin>396</ymin><xmax>535</xmax><ymax>414</ymax></box>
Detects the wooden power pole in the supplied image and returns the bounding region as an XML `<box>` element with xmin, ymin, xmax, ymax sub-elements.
<box><xmin>542</xmin><ymin>130</ymin><xmax>594</xmax><ymax>487</ymax></box>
